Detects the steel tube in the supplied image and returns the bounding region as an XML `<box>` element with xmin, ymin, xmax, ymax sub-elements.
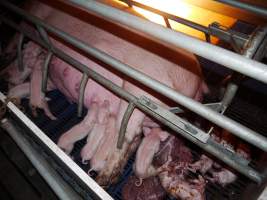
<box><xmin>216</xmin><ymin>0</ymin><xmax>267</xmax><ymax>19</ymax></box>
<box><xmin>37</xmin><ymin>25</ymin><xmax>53</xmax><ymax>47</ymax></box>
<box><xmin>42</xmin><ymin>51</ymin><xmax>53</xmax><ymax>92</ymax></box>
<box><xmin>220</xmin><ymin>26</ymin><xmax>267</xmax><ymax>111</ymax></box>
<box><xmin>1</xmin><ymin>4</ymin><xmax>267</xmax><ymax>152</ymax></box>
<box><xmin>0</xmin><ymin>118</ymin><xmax>83</xmax><ymax>200</ymax></box>
<box><xmin>78</xmin><ymin>73</ymin><xmax>89</xmax><ymax>117</ymax></box>
<box><xmin>123</xmin><ymin>0</ymin><xmax>209</xmax><ymax>34</ymax></box>
<box><xmin>1</xmin><ymin>17</ymin><xmax>262</xmax><ymax>183</ymax></box>
<box><xmin>117</xmin><ymin>102</ymin><xmax>135</xmax><ymax>148</ymax></box>
<box><xmin>63</xmin><ymin>0</ymin><xmax>267</xmax><ymax>84</ymax></box>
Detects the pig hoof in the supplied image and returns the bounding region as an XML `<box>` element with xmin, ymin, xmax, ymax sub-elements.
<box><xmin>30</xmin><ymin>98</ymin><xmax>57</xmax><ymax>120</ymax></box>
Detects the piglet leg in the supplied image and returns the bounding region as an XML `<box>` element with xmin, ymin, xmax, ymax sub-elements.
<box><xmin>57</xmin><ymin>102</ymin><xmax>99</xmax><ymax>154</ymax></box>
<box><xmin>89</xmin><ymin>114</ymin><xmax>117</xmax><ymax>173</ymax></box>
<box><xmin>134</xmin><ymin>128</ymin><xmax>169</xmax><ymax>180</ymax></box>
<box><xmin>80</xmin><ymin>100</ymin><xmax>110</xmax><ymax>163</ymax></box>
<box><xmin>8</xmin><ymin>77</ymin><xmax>55</xmax><ymax>100</ymax></box>
<box><xmin>30</xmin><ymin>60</ymin><xmax>56</xmax><ymax>120</ymax></box>
<box><xmin>8</xmin><ymin>82</ymin><xmax>30</xmax><ymax>100</ymax></box>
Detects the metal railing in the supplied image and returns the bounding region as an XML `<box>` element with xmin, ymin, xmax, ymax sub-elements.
<box><xmin>0</xmin><ymin>0</ymin><xmax>266</xmax><ymax>185</ymax></box>
<box><xmin>119</xmin><ymin>0</ymin><xmax>250</xmax><ymax>49</ymax></box>
<box><xmin>215</xmin><ymin>0</ymin><xmax>267</xmax><ymax>19</ymax></box>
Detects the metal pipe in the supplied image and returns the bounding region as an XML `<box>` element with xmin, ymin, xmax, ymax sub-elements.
<box><xmin>1</xmin><ymin>5</ymin><xmax>267</xmax><ymax>152</ymax></box>
<box><xmin>221</xmin><ymin>26</ymin><xmax>267</xmax><ymax>111</ymax></box>
<box><xmin>1</xmin><ymin>18</ymin><xmax>262</xmax><ymax>183</ymax></box>
<box><xmin>122</xmin><ymin>0</ymin><xmax>248</xmax><ymax>47</ymax></box>
<box><xmin>117</xmin><ymin>102</ymin><xmax>135</xmax><ymax>148</ymax></box>
<box><xmin>0</xmin><ymin>118</ymin><xmax>83</xmax><ymax>200</ymax></box>
<box><xmin>78</xmin><ymin>73</ymin><xmax>89</xmax><ymax>117</ymax></box>
<box><xmin>37</xmin><ymin>25</ymin><xmax>53</xmax><ymax>48</ymax></box>
<box><xmin>17</xmin><ymin>33</ymin><xmax>24</xmax><ymax>72</ymax></box>
<box><xmin>63</xmin><ymin>0</ymin><xmax>267</xmax><ymax>84</ymax></box>
<box><xmin>215</xmin><ymin>0</ymin><xmax>267</xmax><ymax>19</ymax></box>
<box><xmin>42</xmin><ymin>51</ymin><xmax>53</xmax><ymax>92</ymax></box>
<box><xmin>123</xmin><ymin>0</ymin><xmax>209</xmax><ymax>34</ymax></box>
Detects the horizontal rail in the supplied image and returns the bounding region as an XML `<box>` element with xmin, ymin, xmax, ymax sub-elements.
<box><xmin>0</xmin><ymin>17</ymin><xmax>263</xmax><ymax>183</ymax></box>
<box><xmin>119</xmin><ymin>0</ymin><xmax>249</xmax><ymax>47</ymax></box>
<box><xmin>215</xmin><ymin>0</ymin><xmax>267</xmax><ymax>19</ymax></box>
<box><xmin>1</xmin><ymin>1</ymin><xmax>267</xmax><ymax>152</ymax></box>
<box><xmin>0</xmin><ymin>118</ymin><xmax>83</xmax><ymax>200</ymax></box>
<box><xmin>64</xmin><ymin>0</ymin><xmax>267</xmax><ymax>84</ymax></box>
<box><xmin>122</xmin><ymin>0</ymin><xmax>209</xmax><ymax>34</ymax></box>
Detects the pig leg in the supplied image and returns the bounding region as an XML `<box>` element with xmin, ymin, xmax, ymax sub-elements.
<box><xmin>8</xmin><ymin>78</ymin><xmax>55</xmax><ymax>100</ymax></box>
<box><xmin>89</xmin><ymin>114</ymin><xmax>117</xmax><ymax>173</ymax></box>
<box><xmin>30</xmin><ymin>58</ymin><xmax>56</xmax><ymax>120</ymax></box>
<box><xmin>134</xmin><ymin>128</ymin><xmax>169</xmax><ymax>180</ymax></box>
<box><xmin>57</xmin><ymin>102</ymin><xmax>99</xmax><ymax>154</ymax></box>
<box><xmin>8</xmin><ymin>82</ymin><xmax>30</xmax><ymax>100</ymax></box>
<box><xmin>80</xmin><ymin>100</ymin><xmax>110</xmax><ymax>164</ymax></box>
<box><xmin>3</xmin><ymin>42</ymin><xmax>44</xmax><ymax>87</ymax></box>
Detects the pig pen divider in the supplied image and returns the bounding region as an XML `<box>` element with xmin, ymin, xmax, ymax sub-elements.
<box><xmin>0</xmin><ymin>0</ymin><xmax>266</xmax><ymax>184</ymax></box>
<box><xmin>0</xmin><ymin>9</ymin><xmax>263</xmax><ymax>183</ymax></box>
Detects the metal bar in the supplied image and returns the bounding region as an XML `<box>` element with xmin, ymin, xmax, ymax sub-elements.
<box><xmin>220</xmin><ymin>26</ymin><xmax>267</xmax><ymax>111</ymax></box>
<box><xmin>163</xmin><ymin>17</ymin><xmax>171</xmax><ymax>29</ymax></box>
<box><xmin>1</xmin><ymin>4</ymin><xmax>267</xmax><ymax>152</ymax></box>
<box><xmin>17</xmin><ymin>33</ymin><xmax>24</xmax><ymax>72</ymax></box>
<box><xmin>0</xmin><ymin>92</ymin><xmax>113</xmax><ymax>200</ymax></box>
<box><xmin>208</xmin><ymin>22</ymin><xmax>248</xmax><ymax>50</ymax></box>
<box><xmin>117</xmin><ymin>102</ymin><xmax>135</xmax><ymax>149</ymax></box>
<box><xmin>64</xmin><ymin>0</ymin><xmax>267</xmax><ymax>84</ymax></box>
<box><xmin>0</xmin><ymin>118</ymin><xmax>83</xmax><ymax>200</ymax></box>
<box><xmin>258</xmin><ymin>185</ymin><xmax>267</xmax><ymax>200</ymax></box>
<box><xmin>42</xmin><ymin>51</ymin><xmax>53</xmax><ymax>93</ymax></box>
<box><xmin>205</xmin><ymin>33</ymin><xmax>211</xmax><ymax>43</ymax></box>
<box><xmin>36</xmin><ymin>25</ymin><xmax>53</xmax><ymax>48</ymax></box>
<box><xmin>0</xmin><ymin>18</ymin><xmax>262</xmax><ymax>183</ymax></box>
<box><xmin>215</xmin><ymin>0</ymin><xmax>267</xmax><ymax>19</ymax></box>
<box><xmin>125</xmin><ymin>0</ymin><xmax>249</xmax><ymax>47</ymax></box>
<box><xmin>78</xmin><ymin>73</ymin><xmax>89</xmax><ymax>117</ymax></box>
<box><xmin>125</xmin><ymin>0</ymin><xmax>208</xmax><ymax>33</ymax></box>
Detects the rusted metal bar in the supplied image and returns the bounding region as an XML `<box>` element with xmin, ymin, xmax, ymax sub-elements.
<box><xmin>117</xmin><ymin>102</ymin><xmax>136</xmax><ymax>149</ymax></box>
<box><xmin>42</xmin><ymin>51</ymin><xmax>53</xmax><ymax>92</ymax></box>
<box><xmin>78</xmin><ymin>73</ymin><xmax>89</xmax><ymax>117</ymax></box>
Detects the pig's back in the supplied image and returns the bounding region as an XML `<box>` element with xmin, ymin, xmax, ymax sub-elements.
<box><xmin>32</xmin><ymin>2</ymin><xmax>203</xmax><ymax>110</ymax></box>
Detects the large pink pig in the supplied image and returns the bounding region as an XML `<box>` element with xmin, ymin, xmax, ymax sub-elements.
<box><xmin>4</xmin><ymin>0</ymin><xmax>208</xmax><ymax>186</ymax></box>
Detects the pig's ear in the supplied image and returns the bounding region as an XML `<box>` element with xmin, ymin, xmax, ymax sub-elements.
<box><xmin>158</xmin><ymin>131</ymin><xmax>169</xmax><ymax>141</ymax></box>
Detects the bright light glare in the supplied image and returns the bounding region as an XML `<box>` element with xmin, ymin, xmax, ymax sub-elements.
<box><xmin>131</xmin><ymin>0</ymin><xmax>236</xmax><ymax>43</ymax></box>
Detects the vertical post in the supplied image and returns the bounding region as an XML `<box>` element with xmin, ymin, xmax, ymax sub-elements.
<box><xmin>42</xmin><ymin>51</ymin><xmax>53</xmax><ymax>93</ymax></box>
<box><xmin>117</xmin><ymin>102</ymin><xmax>136</xmax><ymax>149</ymax></box>
<box><xmin>78</xmin><ymin>73</ymin><xmax>89</xmax><ymax>117</ymax></box>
